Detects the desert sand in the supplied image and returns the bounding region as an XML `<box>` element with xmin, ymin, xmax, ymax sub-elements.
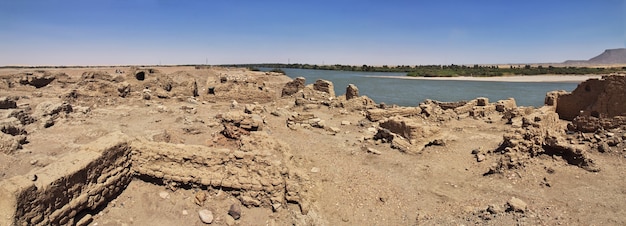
<box><xmin>0</xmin><ymin>66</ymin><xmax>625</xmax><ymax>226</ymax></box>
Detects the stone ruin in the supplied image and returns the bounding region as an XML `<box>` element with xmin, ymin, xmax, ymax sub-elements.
<box><xmin>0</xmin><ymin>131</ymin><xmax>310</xmax><ymax>225</ymax></box>
<box><xmin>489</xmin><ymin>74</ymin><xmax>626</xmax><ymax>174</ymax></box>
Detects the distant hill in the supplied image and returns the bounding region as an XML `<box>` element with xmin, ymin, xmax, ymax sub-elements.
<box><xmin>564</xmin><ymin>48</ymin><xmax>626</xmax><ymax>65</ymax></box>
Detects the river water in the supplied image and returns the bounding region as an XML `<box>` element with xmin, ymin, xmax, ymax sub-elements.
<box><xmin>263</xmin><ymin>68</ymin><xmax>579</xmax><ymax>107</ymax></box>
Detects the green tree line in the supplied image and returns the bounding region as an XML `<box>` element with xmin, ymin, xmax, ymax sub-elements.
<box><xmin>222</xmin><ymin>63</ymin><xmax>624</xmax><ymax>77</ymax></box>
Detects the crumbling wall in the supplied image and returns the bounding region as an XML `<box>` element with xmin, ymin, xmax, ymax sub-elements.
<box><xmin>0</xmin><ymin>132</ymin><xmax>132</xmax><ymax>226</ymax></box>
<box><xmin>1</xmin><ymin>129</ymin><xmax>312</xmax><ymax>225</ymax></box>
<box><xmin>555</xmin><ymin>75</ymin><xmax>626</xmax><ymax>120</ymax></box>
<box><xmin>131</xmin><ymin>132</ymin><xmax>310</xmax><ymax>211</ymax></box>
<box><xmin>488</xmin><ymin>107</ymin><xmax>598</xmax><ymax>174</ymax></box>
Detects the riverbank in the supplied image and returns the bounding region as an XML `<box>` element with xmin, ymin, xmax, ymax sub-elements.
<box><xmin>367</xmin><ymin>74</ymin><xmax>604</xmax><ymax>83</ymax></box>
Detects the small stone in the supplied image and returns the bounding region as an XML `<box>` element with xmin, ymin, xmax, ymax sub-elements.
<box><xmin>182</xmin><ymin>210</ymin><xmax>189</xmax><ymax>216</ymax></box>
<box><xmin>341</xmin><ymin>120</ymin><xmax>351</xmax><ymax>125</ymax></box>
<box><xmin>367</xmin><ymin>127</ymin><xmax>377</xmax><ymax>133</ymax></box>
<box><xmin>328</xmin><ymin>126</ymin><xmax>341</xmax><ymax>133</ymax></box>
<box><xmin>366</xmin><ymin>147</ymin><xmax>381</xmax><ymax>155</ymax></box>
<box><xmin>231</xmin><ymin>100</ymin><xmax>238</xmax><ymax>108</ymax></box>
<box><xmin>487</xmin><ymin>204</ymin><xmax>503</xmax><ymax>214</ymax></box>
<box><xmin>228</xmin><ymin>203</ymin><xmax>241</xmax><ymax>220</ymax></box>
<box><xmin>606</xmin><ymin>132</ymin><xmax>615</xmax><ymax>137</ymax></box>
<box><xmin>598</xmin><ymin>142</ymin><xmax>611</xmax><ymax>153</ymax></box>
<box><xmin>158</xmin><ymin>191</ymin><xmax>170</xmax><ymax>199</ymax></box>
<box><xmin>476</xmin><ymin>154</ymin><xmax>486</xmax><ymax>162</ymax></box>
<box><xmin>198</xmin><ymin>209</ymin><xmax>213</xmax><ymax>224</ymax></box>
<box><xmin>310</xmin><ymin>167</ymin><xmax>320</xmax><ymax>173</ymax></box>
<box><xmin>195</xmin><ymin>191</ymin><xmax>207</xmax><ymax>205</ymax></box>
<box><xmin>272</xmin><ymin>203</ymin><xmax>282</xmax><ymax>212</ymax></box>
<box><xmin>225</xmin><ymin>215</ymin><xmax>236</xmax><ymax>226</ymax></box>
<box><xmin>507</xmin><ymin>197</ymin><xmax>527</xmax><ymax>212</ymax></box>
<box><xmin>29</xmin><ymin>174</ymin><xmax>37</xmax><ymax>181</ymax></box>
<box><xmin>29</xmin><ymin>159</ymin><xmax>38</xmax><ymax>165</ymax></box>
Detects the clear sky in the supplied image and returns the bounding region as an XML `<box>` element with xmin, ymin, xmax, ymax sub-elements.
<box><xmin>0</xmin><ymin>0</ymin><xmax>624</xmax><ymax>66</ymax></box>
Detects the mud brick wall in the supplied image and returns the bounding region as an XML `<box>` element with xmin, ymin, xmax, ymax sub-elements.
<box><xmin>130</xmin><ymin>140</ymin><xmax>287</xmax><ymax>208</ymax></box>
<box><xmin>0</xmin><ymin>132</ymin><xmax>132</xmax><ymax>226</ymax></box>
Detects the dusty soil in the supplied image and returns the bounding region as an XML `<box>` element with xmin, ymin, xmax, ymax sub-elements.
<box><xmin>1</xmin><ymin>66</ymin><xmax>625</xmax><ymax>225</ymax></box>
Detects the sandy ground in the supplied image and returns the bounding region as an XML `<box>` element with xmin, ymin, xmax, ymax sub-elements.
<box><xmin>1</xmin><ymin>67</ymin><xmax>625</xmax><ymax>225</ymax></box>
<box><xmin>367</xmin><ymin>74</ymin><xmax>604</xmax><ymax>83</ymax></box>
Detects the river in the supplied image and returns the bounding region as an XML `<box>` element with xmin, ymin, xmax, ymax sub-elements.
<box><xmin>263</xmin><ymin>68</ymin><xmax>579</xmax><ymax>107</ymax></box>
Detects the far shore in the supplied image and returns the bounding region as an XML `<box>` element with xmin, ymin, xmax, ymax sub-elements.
<box><xmin>366</xmin><ymin>74</ymin><xmax>605</xmax><ymax>83</ymax></box>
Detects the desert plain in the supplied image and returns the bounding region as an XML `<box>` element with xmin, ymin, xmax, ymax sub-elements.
<box><xmin>0</xmin><ymin>66</ymin><xmax>625</xmax><ymax>226</ymax></box>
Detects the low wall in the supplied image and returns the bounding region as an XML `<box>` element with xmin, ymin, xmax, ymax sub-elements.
<box><xmin>0</xmin><ymin>131</ymin><xmax>309</xmax><ymax>225</ymax></box>
<box><xmin>0</xmin><ymin>132</ymin><xmax>132</xmax><ymax>226</ymax></box>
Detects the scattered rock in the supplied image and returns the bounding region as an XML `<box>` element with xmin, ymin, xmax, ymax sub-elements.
<box><xmin>310</xmin><ymin>167</ymin><xmax>320</xmax><ymax>173</ymax></box>
<box><xmin>476</xmin><ymin>154</ymin><xmax>486</xmax><ymax>162</ymax></box>
<box><xmin>228</xmin><ymin>203</ymin><xmax>242</xmax><ymax>220</ymax></box>
<box><xmin>487</xmin><ymin>204</ymin><xmax>503</xmax><ymax>214</ymax></box>
<box><xmin>327</xmin><ymin>126</ymin><xmax>341</xmax><ymax>134</ymax></box>
<box><xmin>366</xmin><ymin>147</ymin><xmax>382</xmax><ymax>155</ymax></box>
<box><xmin>198</xmin><ymin>209</ymin><xmax>214</xmax><ymax>224</ymax></box>
<box><xmin>158</xmin><ymin>191</ymin><xmax>170</xmax><ymax>199</ymax></box>
<box><xmin>182</xmin><ymin>210</ymin><xmax>189</xmax><ymax>216</ymax></box>
<box><xmin>341</xmin><ymin>120</ymin><xmax>351</xmax><ymax>125</ymax></box>
<box><xmin>195</xmin><ymin>191</ymin><xmax>207</xmax><ymax>205</ymax></box>
<box><xmin>75</xmin><ymin>214</ymin><xmax>93</xmax><ymax>226</ymax></box>
<box><xmin>507</xmin><ymin>197</ymin><xmax>527</xmax><ymax>212</ymax></box>
<box><xmin>598</xmin><ymin>142</ymin><xmax>611</xmax><ymax>153</ymax></box>
<box><xmin>0</xmin><ymin>97</ymin><xmax>17</xmax><ymax>109</ymax></box>
<box><xmin>224</xmin><ymin>215</ymin><xmax>236</xmax><ymax>226</ymax></box>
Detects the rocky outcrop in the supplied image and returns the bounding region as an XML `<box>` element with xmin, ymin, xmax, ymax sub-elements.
<box><xmin>281</xmin><ymin>77</ymin><xmax>306</xmax><ymax>97</ymax></box>
<box><xmin>19</xmin><ymin>73</ymin><xmax>57</xmax><ymax>88</ymax></box>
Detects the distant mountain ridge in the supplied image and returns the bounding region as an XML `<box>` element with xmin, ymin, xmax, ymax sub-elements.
<box><xmin>564</xmin><ymin>48</ymin><xmax>626</xmax><ymax>65</ymax></box>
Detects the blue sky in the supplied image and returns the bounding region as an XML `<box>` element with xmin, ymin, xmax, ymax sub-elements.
<box><xmin>0</xmin><ymin>0</ymin><xmax>624</xmax><ymax>66</ymax></box>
